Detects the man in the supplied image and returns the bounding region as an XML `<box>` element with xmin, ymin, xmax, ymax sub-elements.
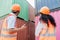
<box><xmin>1</xmin><ymin>4</ymin><xmax>25</xmax><ymax>40</ymax></box>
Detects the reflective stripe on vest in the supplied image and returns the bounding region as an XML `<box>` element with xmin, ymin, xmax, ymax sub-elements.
<box><xmin>0</xmin><ymin>34</ymin><xmax>16</xmax><ymax>37</ymax></box>
<box><xmin>40</xmin><ymin>33</ymin><xmax>55</xmax><ymax>36</ymax></box>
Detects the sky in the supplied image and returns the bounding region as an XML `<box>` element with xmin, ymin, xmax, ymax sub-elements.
<box><xmin>26</xmin><ymin>0</ymin><xmax>35</xmax><ymax>8</ymax></box>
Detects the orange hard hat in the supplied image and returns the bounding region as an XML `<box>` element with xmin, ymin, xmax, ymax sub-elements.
<box><xmin>11</xmin><ymin>4</ymin><xmax>20</xmax><ymax>11</ymax></box>
<box><xmin>40</xmin><ymin>6</ymin><xmax>50</xmax><ymax>15</ymax></box>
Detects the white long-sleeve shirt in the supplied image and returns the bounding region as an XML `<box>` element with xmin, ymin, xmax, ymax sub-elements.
<box><xmin>7</xmin><ymin>13</ymin><xmax>16</xmax><ymax>29</ymax></box>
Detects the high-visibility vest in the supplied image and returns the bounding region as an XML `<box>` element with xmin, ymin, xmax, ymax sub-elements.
<box><xmin>39</xmin><ymin>21</ymin><xmax>56</xmax><ymax>40</ymax></box>
<box><xmin>1</xmin><ymin>14</ymin><xmax>17</xmax><ymax>40</ymax></box>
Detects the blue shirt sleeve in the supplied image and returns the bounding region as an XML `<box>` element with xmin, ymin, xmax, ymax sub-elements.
<box><xmin>35</xmin><ymin>22</ymin><xmax>44</xmax><ymax>36</ymax></box>
<box><xmin>7</xmin><ymin>16</ymin><xmax>16</xmax><ymax>29</ymax></box>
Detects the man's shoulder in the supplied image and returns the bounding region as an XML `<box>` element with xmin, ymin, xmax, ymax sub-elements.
<box><xmin>6</xmin><ymin>13</ymin><xmax>16</xmax><ymax>19</ymax></box>
<box><xmin>8</xmin><ymin>13</ymin><xmax>14</xmax><ymax>16</ymax></box>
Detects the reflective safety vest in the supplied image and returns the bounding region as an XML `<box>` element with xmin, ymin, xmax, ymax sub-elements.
<box><xmin>0</xmin><ymin>14</ymin><xmax>17</xmax><ymax>40</ymax></box>
<box><xmin>39</xmin><ymin>21</ymin><xmax>56</xmax><ymax>40</ymax></box>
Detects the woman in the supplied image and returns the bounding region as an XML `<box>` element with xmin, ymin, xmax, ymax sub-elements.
<box><xmin>35</xmin><ymin>6</ymin><xmax>56</xmax><ymax>40</ymax></box>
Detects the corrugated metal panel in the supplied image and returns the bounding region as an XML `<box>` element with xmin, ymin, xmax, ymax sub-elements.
<box><xmin>50</xmin><ymin>10</ymin><xmax>60</xmax><ymax>40</ymax></box>
<box><xmin>0</xmin><ymin>0</ymin><xmax>12</xmax><ymax>17</ymax></box>
<box><xmin>15</xmin><ymin>18</ymin><xmax>35</xmax><ymax>40</ymax></box>
<box><xmin>0</xmin><ymin>0</ymin><xmax>29</xmax><ymax>21</ymax></box>
<box><xmin>36</xmin><ymin>0</ymin><xmax>60</xmax><ymax>11</ymax></box>
<box><xmin>28</xmin><ymin>3</ymin><xmax>35</xmax><ymax>21</ymax></box>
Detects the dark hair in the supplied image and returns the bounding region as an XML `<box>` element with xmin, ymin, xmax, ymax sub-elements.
<box><xmin>40</xmin><ymin>13</ymin><xmax>56</xmax><ymax>27</ymax></box>
<box><xmin>47</xmin><ymin>15</ymin><xmax>56</xmax><ymax>27</ymax></box>
<box><xmin>12</xmin><ymin>10</ymin><xmax>20</xmax><ymax>14</ymax></box>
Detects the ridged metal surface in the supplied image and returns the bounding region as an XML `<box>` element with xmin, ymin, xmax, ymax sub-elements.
<box><xmin>15</xmin><ymin>18</ymin><xmax>35</xmax><ymax>40</ymax></box>
<box><xmin>36</xmin><ymin>0</ymin><xmax>60</xmax><ymax>11</ymax></box>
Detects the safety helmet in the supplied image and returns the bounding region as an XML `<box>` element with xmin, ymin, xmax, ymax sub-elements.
<box><xmin>11</xmin><ymin>4</ymin><xmax>20</xmax><ymax>12</ymax></box>
<box><xmin>40</xmin><ymin>6</ymin><xmax>50</xmax><ymax>15</ymax></box>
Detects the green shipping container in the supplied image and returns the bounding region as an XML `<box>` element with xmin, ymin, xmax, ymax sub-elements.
<box><xmin>0</xmin><ymin>0</ymin><xmax>29</xmax><ymax>21</ymax></box>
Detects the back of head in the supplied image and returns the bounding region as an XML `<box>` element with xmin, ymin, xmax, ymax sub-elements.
<box><xmin>39</xmin><ymin>6</ymin><xmax>56</xmax><ymax>27</ymax></box>
<box><xmin>47</xmin><ymin>15</ymin><xmax>56</xmax><ymax>27</ymax></box>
